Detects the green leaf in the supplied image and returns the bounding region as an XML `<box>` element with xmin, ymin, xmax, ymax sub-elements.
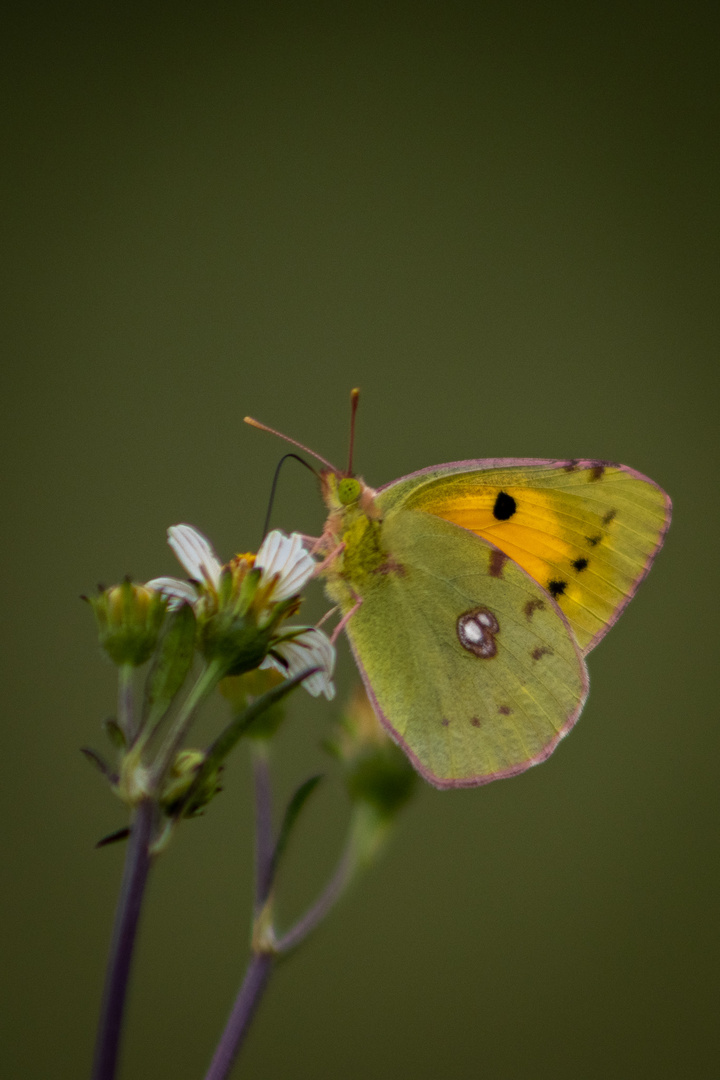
<box><xmin>270</xmin><ymin>774</ymin><xmax>323</xmax><ymax>885</ymax></box>
<box><xmin>103</xmin><ymin>717</ymin><xmax>126</xmax><ymax>749</ymax></box>
<box><xmin>171</xmin><ymin>666</ymin><xmax>318</xmax><ymax>820</ymax></box>
<box><xmin>143</xmin><ymin>603</ymin><xmax>197</xmax><ymax>730</ymax></box>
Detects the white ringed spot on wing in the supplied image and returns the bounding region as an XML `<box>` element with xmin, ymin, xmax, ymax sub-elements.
<box><xmin>456</xmin><ymin>607</ymin><xmax>499</xmax><ymax>659</ymax></box>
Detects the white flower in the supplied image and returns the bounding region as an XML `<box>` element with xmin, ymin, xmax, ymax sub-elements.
<box><xmin>146</xmin><ymin>524</ymin><xmax>223</xmax><ymax>606</ymax></box>
<box><xmin>147</xmin><ymin>525</ymin><xmax>316</xmax><ymax>612</ymax></box>
<box><xmin>167</xmin><ymin>524</ymin><xmax>223</xmax><ymax>591</ymax></box>
<box><xmin>146</xmin><ymin>524</ymin><xmax>333</xmax><ymax>698</ymax></box>
<box><xmin>143</xmin><ymin>576</ymin><xmax>198</xmax><ymax>608</ymax></box>
<box><xmin>255</xmin><ymin>530</ymin><xmax>316</xmax><ymax>603</ymax></box>
<box><xmin>261</xmin><ymin>627</ymin><xmax>336</xmax><ymax>700</ymax></box>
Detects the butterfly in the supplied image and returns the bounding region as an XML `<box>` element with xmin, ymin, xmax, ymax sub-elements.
<box><xmin>246</xmin><ymin>396</ymin><xmax>671</xmax><ymax>789</ymax></box>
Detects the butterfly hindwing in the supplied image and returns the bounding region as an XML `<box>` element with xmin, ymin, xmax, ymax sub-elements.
<box><xmin>378</xmin><ymin>459</ymin><xmax>671</xmax><ymax>653</ymax></box>
<box><xmin>341</xmin><ymin>509</ymin><xmax>588</xmax><ymax>789</ymax></box>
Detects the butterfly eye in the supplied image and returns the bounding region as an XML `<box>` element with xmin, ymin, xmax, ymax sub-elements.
<box><xmin>338</xmin><ymin>478</ymin><xmax>362</xmax><ymax>505</ymax></box>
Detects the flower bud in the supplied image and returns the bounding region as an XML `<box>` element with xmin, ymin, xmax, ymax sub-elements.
<box><xmin>159</xmin><ymin>749</ymin><xmax>223</xmax><ymax>818</ymax></box>
<box><xmin>115</xmin><ymin>747</ymin><xmax>154</xmax><ymax>806</ymax></box>
<box><xmin>329</xmin><ymin>686</ymin><xmax>417</xmax><ymax>818</ymax></box>
<box><xmin>88</xmin><ymin>580</ymin><xmax>167</xmax><ymax>666</ymax></box>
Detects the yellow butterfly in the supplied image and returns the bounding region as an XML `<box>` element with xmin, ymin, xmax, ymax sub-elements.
<box><xmin>247</xmin><ymin>396</ymin><xmax>671</xmax><ymax>788</ymax></box>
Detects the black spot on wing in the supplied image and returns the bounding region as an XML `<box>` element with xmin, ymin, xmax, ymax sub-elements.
<box><xmin>498</xmin><ymin>705</ymin><xmax>512</xmax><ymax>715</ymax></box>
<box><xmin>586</xmin><ymin>534</ymin><xmax>602</xmax><ymax>547</ymax></box>
<box><xmin>602</xmin><ymin>508</ymin><xmax>617</xmax><ymax>525</ymax></box>
<box><xmin>572</xmin><ymin>557</ymin><xmax>589</xmax><ymax>571</ymax></box>
<box><xmin>493</xmin><ymin>491</ymin><xmax>516</xmax><ymax>520</ymax></box>
<box><xmin>548</xmin><ymin>579</ymin><xmax>567</xmax><ymax>598</ymax></box>
<box><xmin>470</xmin><ymin>717</ymin><xmax>482</xmax><ymax>728</ymax></box>
<box><xmin>589</xmin><ymin>464</ymin><xmax>605</xmax><ymax>481</ymax></box>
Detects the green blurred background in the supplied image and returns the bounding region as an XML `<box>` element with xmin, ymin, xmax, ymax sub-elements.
<box><xmin>2</xmin><ymin>3</ymin><xmax>718</xmax><ymax>1077</ymax></box>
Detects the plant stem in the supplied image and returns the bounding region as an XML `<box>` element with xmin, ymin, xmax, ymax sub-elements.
<box><xmin>117</xmin><ymin>664</ymin><xmax>135</xmax><ymax>743</ymax></box>
<box><xmin>150</xmin><ymin>659</ymin><xmax>225</xmax><ymax>787</ymax></box>
<box><xmin>275</xmin><ymin>842</ymin><xmax>355</xmax><ymax>954</ymax></box>
<box><xmin>202</xmin><ymin>745</ymin><xmax>276</xmax><ymax>1080</ymax></box>
<box><xmin>202</xmin><ymin>951</ymin><xmax>274</xmax><ymax>1080</ymax></box>
<box><xmin>202</xmin><ymin>757</ymin><xmax>365</xmax><ymax>1078</ymax></box>
<box><xmin>91</xmin><ymin>798</ymin><xmax>155</xmax><ymax>1080</ymax></box>
<box><xmin>251</xmin><ymin>742</ymin><xmax>274</xmax><ymax>910</ymax></box>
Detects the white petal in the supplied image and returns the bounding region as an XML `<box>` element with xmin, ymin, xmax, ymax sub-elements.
<box><xmin>145</xmin><ymin>577</ymin><xmax>199</xmax><ymax>610</ymax></box>
<box><xmin>262</xmin><ymin>626</ymin><xmax>336</xmax><ymax>699</ymax></box>
<box><xmin>167</xmin><ymin>524</ymin><xmax>223</xmax><ymax>590</ymax></box>
<box><xmin>255</xmin><ymin>530</ymin><xmax>316</xmax><ymax>603</ymax></box>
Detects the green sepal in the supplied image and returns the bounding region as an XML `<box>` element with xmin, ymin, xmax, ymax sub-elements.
<box><xmin>235</xmin><ymin>565</ymin><xmax>262</xmax><ymax>614</ymax></box>
<box><xmin>171</xmin><ymin>667</ymin><xmax>318</xmax><ymax>820</ymax></box>
<box><xmin>89</xmin><ymin>579</ymin><xmax>168</xmax><ymax>666</ymax></box>
<box><xmin>143</xmin><ymin>602</ymin><xmax>197</xmax><ymax>730</ymax></box>
<box><xmin>270</xmin><ymin>774</ymin><xmax>324</xmax><ymax>885</ymax></box>
<box><xmin>199</xmin><ymin>608</ymin><xmax>273</xmax><ymax>677</ymax></box>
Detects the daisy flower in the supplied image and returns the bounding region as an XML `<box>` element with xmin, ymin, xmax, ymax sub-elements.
<box><xmin>147</xmin><ymin>525</ymin><xmax>335</xmax><ymax>698</ymax></box>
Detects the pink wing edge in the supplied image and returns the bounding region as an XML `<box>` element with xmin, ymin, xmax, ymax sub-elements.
<box><xmin>345</xmin><ymin>489</ymin><xmax>592</xmax><ymax>790</ymax></box>
<box><xmin>377</xmin><ymin>457</ymin><xmax>673</xmax><ymax>656</ymax></box>
<box><xmin>347</xmin><ymin>618</ymin><xmax>590</xmax><ymax>791</ymax></box>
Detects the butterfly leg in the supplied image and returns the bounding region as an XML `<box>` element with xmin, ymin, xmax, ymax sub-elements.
<box><xmin>315</xmin><ymin>605</ymin><xmax>339</xmax><ymax>629</ymax></box>
<box><xmin>298</xmin><ymin>533</ymin><xmax>323</xmax><ymax>552</ymax></box>
<box><xmin>312</xmin><ymin>540</ymin><xmax>345</xmax><ymax>575</ymax></box>
<box><xmin>330</xmin><ymin>591</ymin><xmax>363</xmax><ymax>644</ymax></box>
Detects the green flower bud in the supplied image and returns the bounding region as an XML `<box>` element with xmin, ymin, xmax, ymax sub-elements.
<box><xmin>159</xmin><ymin>749</ymin><xmax>223</xmax><ymax>818</ymax></box>
<box><xmin>88</xmin><ymin>580</ymin><xmax>167</xmax><ymax>666</ymax></box>
<box><xmin>114</xmin><ymin>746</ymin><xmax>154</xmax><ymax>806</ymax></box>
<box><xmin>329</xmin><ymin>686</ymin><xmax>417</xmax><ymax>818</ymax></box>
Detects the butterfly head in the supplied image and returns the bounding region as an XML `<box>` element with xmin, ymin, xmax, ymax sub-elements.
<box><xmin>245</xmin><ymin>390</ymin><xmax>382</xmax><ymax>566</ymax></box>
<box><xmin>320</xmin><ymin>469</ymin><xmax>381</xmax><ymax>538</ymax></box>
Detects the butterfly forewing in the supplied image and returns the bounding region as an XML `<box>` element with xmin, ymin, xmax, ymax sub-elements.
<box><xmin>342</xmin><ymin>510</ymin><xmax>588</xmax><ymax>789</ymax></box>
<box><xmin>379</xmin><ymin>459</ymin><xmax>671</xmax><ymax>653</ymax></box>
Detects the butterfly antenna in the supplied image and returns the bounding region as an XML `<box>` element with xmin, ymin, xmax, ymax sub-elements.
<box><xmin>244</xmin><ymin>416</ymin><xmax>340</xmax><ymax>473</ymax></box>
<box><xmin>262</xmin><ymin>453</ymin><xmax>318</xmax><ymax>539</ymax></box>
<box><xmin>347</xmin><ymin>387</ymin><xmax>360</xmax><ymax>476</ymax></box>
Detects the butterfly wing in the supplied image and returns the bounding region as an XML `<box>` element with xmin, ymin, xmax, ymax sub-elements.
<box><xmin>340</xmin><ymin>509</ymin><xmax>588</xmax><ymax>789</ymax></box>
<box><xmin>377</xmin><ymin>459</ymin><xmax>671</xmax><ymax>653</ymax></box>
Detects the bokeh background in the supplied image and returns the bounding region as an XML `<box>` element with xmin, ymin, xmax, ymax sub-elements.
<box><xmin>2</xmin><ymin>3</ymin><xmax>718</xmax><ymax>1078</ymax></box>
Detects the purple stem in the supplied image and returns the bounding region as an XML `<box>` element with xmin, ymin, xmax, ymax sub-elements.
<box><xmin>202</xmin><ymin>750</ymin><xmax>357</xmax><ymax>1079</ymax></box>
<box><xmin>202</xmin><ymin>951</ymin><xmax>274</xmax><ymax>1080</ymax></box>
<box><xmin>275</xmin><ymin>843</ymin><xmax>355</xmax><ymax>954</ymax></box>
<box><xmin>251</xmin><ymin>746</ymin><xmax>274</xmax><ymax>910</ymax></box>
<box><xmin>91</xmin><ymin>799</ymin><xmax>155</xmax><ymax>1080</ymax></box>
<box><xmin>202</xmin><ymin>746</ymin><xmax>276</xmax><ymax>1080</ymax></box>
